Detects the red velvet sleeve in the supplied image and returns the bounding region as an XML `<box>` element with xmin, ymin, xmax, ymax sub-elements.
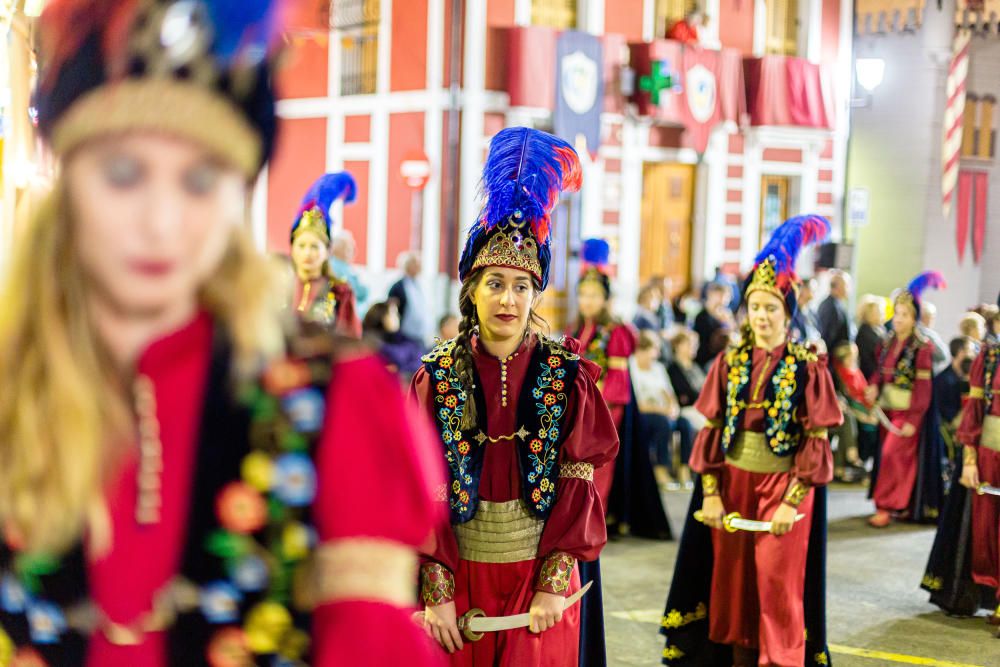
<box><xmin>537</xmin><ymin>366</ymin><xmax>620</xmax><ymax>566</ymax></box>
<box><xmin>905</xmin><ymin>343</ymin><xmax>934</xmax><ymax>423</ymax></box>
<box><xmin>600</xmin><ymin>324</ymin><xmax>637</xmax><ymax>407</ymax></box>
<box><xmin>408</xmin><ymin>367</ymin><xmax>460</xmax><ymax>573</ymax></box>
<box><xmin>789</xmin><ymin>356</ymin><xmax>841</xmax><ymax>488</ymax></box>
<box><xmin>312</xmin><ymin>353</ymin><xmax>447</xmax><ymax>667</ymax></box>
<box><xmin>688</xmin><ymin>353</ymin><xmax>728</xmax><ymax>476</ymax></box>
<box><xmin>957</xmin><ymin>348</ymin><xmax>988</xmax><ymax>448</ymax></box>
<box><xmin>333</xmin><ymin>282</ymin><xmax>362</xmax><ymax>338</ymax></box>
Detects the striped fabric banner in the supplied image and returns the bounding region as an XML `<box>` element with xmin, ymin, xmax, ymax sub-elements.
<box><xmin>942</xmin><ymin>29</ymin><xmax>972</xmax><ymax>216</ymax></box>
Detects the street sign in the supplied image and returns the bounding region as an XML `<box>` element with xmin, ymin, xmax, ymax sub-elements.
<box><xmin>400</xmin><ymin>150</ymin><xmax>431</xmax><ymax>190</ymax></box>
<box><xmin>848</xmin><ymin>187</ymin><xmax>870</xmax><ymax>227</ymax></box>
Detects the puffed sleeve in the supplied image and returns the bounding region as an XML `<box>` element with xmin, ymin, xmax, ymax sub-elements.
<box><xmin>312</xmin><ymin>353</ymin><xmax>447</xmax><ymax>666</ymax></box>
<box><xmin>957</xmin><ymin>348</ymin><xmax>988</xmax><ymax>448</ymax></box>
<box><xmin>906</xmin><ymin>343</ymin><xmax>935</xmax><ymax>421</ymax></box>
<box><xmin>333</xmin><ymin>281</ymin><xmax>362</xmax><ymax>339</ymax></box>
<box><xmin>536</xmin><ymin>364</ymin><xmax>619</xmax><ymax>574</ymax></box>
<box><xmin>688</xmin><ymin>352</ymin><xmax>729</xmax><ymax>480</ymax></box>
<box><xmin>600</xmin><ymin>324</ymin><xmax>637</xmax><ymax>407</ymax></box>
<box><xmin>407</xmin><ymin>366</ymin><xmax>461</xmax><ymax>607</ymax></box>
<box><xmin>786</xmin><ymin>356</ymin><xmax>841</xmax><ymax>498</ymax></box>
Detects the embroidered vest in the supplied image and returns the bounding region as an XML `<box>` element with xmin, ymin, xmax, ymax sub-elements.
<box><xmin>422</xmin><ymin>337</ymin><xmax>580</xmax><ymax>524</ymax></box>
<box><xmin>880</xmin><ymin>332</ymin><xmax>924</xmax><ymax>390</ymax></box>
<box><xmin>983</xmin><ymin>342</ymin><xmax>999</xmax><ymax>404</ymax></box>
<box><xmin>0</xmin><ymin>333</ymin><xmax>333</xmax><ymax>666</ymax></box>
<box><xmin>297</xmin><ymin>278</ymin><xmax>341</xmax><ymax>326</ymax></box>
<box><xmin>721</xmin><ymin>340</ymin><xmax>815</xmax><ymax>456</ymax></box>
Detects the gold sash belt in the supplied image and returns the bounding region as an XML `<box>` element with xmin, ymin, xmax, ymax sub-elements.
<box><xmin>879</xmin><ymin>384</ymin><xmax>912</xmax><ymax>411</ymax></box>
<box><xmin>456</xmin><ymin>500</ymin><xmax>544</xmax><ymax>563</ymax></box>
<box><xmin>983</xmin><ymin>415</ymin><xmax>1000</xmax><ymax>453</ymax></box>
<box><xmin>726</xmin><ymin>431</ymin><xmax>792</xmax><ymax>474</ymax></box>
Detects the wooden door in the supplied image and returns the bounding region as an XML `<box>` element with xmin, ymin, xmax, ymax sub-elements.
<box><xmin>759</xmin><ymin>174</ymin><xmax>789</xmax><ymax>248</ymax></box>
<box><xmin>640</xmin><ymin>163</ymin><xmax>694</xmax><ymax>295</ymax></box>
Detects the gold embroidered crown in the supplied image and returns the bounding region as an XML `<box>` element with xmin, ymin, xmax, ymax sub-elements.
<box><xmin>746</xmin><ymin>257</ymin><xmax>783</xmax><ymax>299</ymax></box>
<box><xmin>895</xmin><ymin>290</ymin><xmax>916</xmax><ymax>312</ymax></box>
<box><xmin>292</xmin><ymin>207</ymin><xmax>330</xmax><ymax>245</ymax></box>
<box><xmin>470</xmin><ymin>218</ymin><xmax>542</xmax><ymax>280</ymax></box>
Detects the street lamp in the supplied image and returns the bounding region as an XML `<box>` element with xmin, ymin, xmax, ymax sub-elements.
<box><xmin>855</xmin><ymin>58</ymin><xmax>886</xmax><ymax>93</ymax></box>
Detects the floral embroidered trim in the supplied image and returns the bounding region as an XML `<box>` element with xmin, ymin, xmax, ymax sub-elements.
<box><xmin>885</xmin><ymin>335</ymin><xmax>918</xmax><ymax>390</ymax></box>
<box><xmin>701</xmin><ymin>473</ymin><xmax>719</xmax><ymax>496</ymax></box>
<box><xmin>985</xmin><ymin>344</ymin><xmax>999</xmax><ymax>404</ymax></box>
<box><xmin>660</xmin><ymin>602</ymin><xmax>706</xmax><ymax>629</ymax></box>
<box><xmin>765</xmin><ymin>352</ymin><xmax>800</xmax><ymax>454</ymax></box>
<box><xmin>526</xmin><ymin>351</ymin><xmax>575</xmax><ymax>515</ymax></box>
<box><xmin>536</xmin><ymin>552</ymin><xmax>576</xmax><ymax>594</ymax></box>
<box><xmin>420</xmin><ymin>563</ymin><xmax>455</xmax><ymax>606</ymax></box>
<box><xmin>814</xmin><ymin>651</ymin><xmax>830</xmax><ymax>665</ymax></box>
<box><xmin>584</xmin><ymin>327</ymin><xmax>611</xmax><ymax>379</ymax></box>
<box><xmin>722</xmin><ymin>347</ymin><xmax>752</xmax><ymax>450</ymax></box>
<box><xmin>963</xmin><ymin>446</ymin><xmax>978</xmax><ymax>466</ymax></box>
<box><xmin>662</xmin><ymin>645</ymin><xmax>686</xmax><ymax>660</ymax></box>
<box><xmin>559</xmin><ymin>461</ymin><xmax>594</xmax><ymax>481</ymax></box>
<box><xmin>921</xmin><ymin>573</ymin><xmax>943</xmax><ymax>591</ymax></box>
<box><xmin>783</xmin><ymin>480</ymin><xmax>808</xmax><ymax>507</ymax></box>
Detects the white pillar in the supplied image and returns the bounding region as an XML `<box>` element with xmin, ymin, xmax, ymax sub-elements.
<box><xmin>695</xmin><ymin>128</ymin><xmax>729</xmax><ymax>281</ymax></box>
<box><xmin>367</xmin><ymin>0</ymin><xmax>393</xmax><ymax>271</ymax></box>
<box><xmin>423</xmin><ymin>0</ymin><xmax>446</xmax><ymax>320</ymax></box>
<box><xmin>458</xmin><ymin>0</ymin><xmax>488</xmax><ymax>264</ymax></box>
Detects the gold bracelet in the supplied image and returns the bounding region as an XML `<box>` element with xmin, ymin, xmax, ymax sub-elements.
<box><xmin>537</xmin><ymin>552</ymin><xmax>576</xmax><ymax>594</ymax></box>
<box><xmin>702</xmin><ymin>473</ymin><xmax>719</xmax><ymax>496</ymax></box>
<box><xmin>420</xmin><ymin>562</ymin><xmax>455</xmax><ymax>606</ymax></box>
<box><xmin>783</xmin><ymin>480</ymin><xmax>808</xmax><ymax>507</ymax></box>
<box><xmin>963</xmin><ymin>446</ymin><xmax>978</xmax><ymax>467</ymax></box>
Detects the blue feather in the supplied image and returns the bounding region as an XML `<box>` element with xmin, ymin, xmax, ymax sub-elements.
<box><xmin>206</xmin><ymin>0</ymin><xmax>284</xmax><ymax>63</ymax></box>
<box><xmin>907</xmin><ymin>271</ymin><xmax>946</xmax><ymax>302</ymax></box>
<box><xmin>479</xmin><ymin>127</ymin><xmax>582</xmax><ymax>243</ymax></box>
<box><xmin>299</xmin><ymin>172</ymin><xmax>357</xmax><ymax>217</ymax></box>
<box><xmin>581</xmin><ymin>238</ymin><xmax>610</xmax><ymax>267</ymax></box>
<box><xmin>754</xmin><ymin>214</ymin><xmax>831</xmax><ymax>279</ymax></box>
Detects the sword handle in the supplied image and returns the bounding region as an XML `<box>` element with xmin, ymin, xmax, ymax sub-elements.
<box><xmin>457</xmin><ymin>608</ymin><xmax>486</xmax><ymax>643</ymax></box>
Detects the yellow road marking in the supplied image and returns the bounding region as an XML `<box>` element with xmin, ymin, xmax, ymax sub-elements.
<box><xmin>610</xmin><ymin>610</ymin><xmax>986</xmax><ymax>667</ymax></box>
<box><xmin>828</xmin><ymin>644</ymin><xmax>985</xmax><ymax>667</ymax></box>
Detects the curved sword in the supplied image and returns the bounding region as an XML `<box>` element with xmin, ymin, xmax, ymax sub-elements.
<box><xmin>694</xmin><ymin>510</ymin><xmax>806</xmax><ymax>533</ymax></box>
<box><xmin>456</xmin><ymin>580</ymin><xmax>593</xmax><ymax>642</ymax></box>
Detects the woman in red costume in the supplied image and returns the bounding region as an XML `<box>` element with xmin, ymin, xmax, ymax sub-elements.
<box><xmin>412</xmin><ymin>127</ymin><xmax>619</xmax><ymax>666</ymax></box>
<box><xmin>0</xmin><ymin>2</ymin><xmax>446</xmax><ymax>665</ymax></box>
<box><xmin>568</xmin><ymin>239</ymin><xmax>671</xmax><ymax>542</ymax></box>
<box><xmin>868</xmin><ymin>272</ymin><xmax>947</xmax><ymax>528</ymax></box>
<box><xmin>661</xmin><ymin>215</ymin><xmax>842</xmax><ymax>667</ymax></box>
<box><xmin>288</xmin><ymin>172</ymin><xmax>362</xmax><ymax>337</ymax></box>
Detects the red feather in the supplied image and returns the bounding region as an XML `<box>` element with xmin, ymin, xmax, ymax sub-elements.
<box><xmin>41</xmin><ymin>0</ymin><xmax>139</xmax><ymax>89</ymax></box>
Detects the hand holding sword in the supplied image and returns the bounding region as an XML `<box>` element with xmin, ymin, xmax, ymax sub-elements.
<box><xmin>694</xmin><ymin>509</ymin><xmax>807</xmax><ymax>534</ymax></box>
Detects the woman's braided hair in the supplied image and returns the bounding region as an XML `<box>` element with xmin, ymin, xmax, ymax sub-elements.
<box><xmin>452</xmin><ymin>268</ymin><xmax>548</xmax><ymax>430</ymax></box>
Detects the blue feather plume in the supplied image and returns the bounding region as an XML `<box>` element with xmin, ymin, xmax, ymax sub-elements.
<box><xmin>291</xmin><ymin>172</ymin><xmax>356</xmax><ymax>240</ymax></box>
<box><xmin>907</xmin><ymin>271</ymin><xmax>946</xmax><ymax>302</ymax></box>
<box><xmin>754</xmin><ymin>214</ymin><xmax>831</xmax><ymax>285</ymax></box>
<box><xmin>581</xmin><ymin>238</ymin><xmax>610</xmax><ymax>268</ymax></box>
<box><xmin>478</xmin><ymin>127</ymin><xmax>582</xmax><ymax>243</ymax></box>
<box><xmin>206</xmin><ymin>0</ymin><xmax>285</xmax><ymax>64</ymax></box>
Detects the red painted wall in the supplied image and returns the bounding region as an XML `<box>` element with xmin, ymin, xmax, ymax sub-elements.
<box><xmin>821</xmin><ymin>0</ymin><xmax>841</xmax><ymax>65</ymax></box>
<box><xmin>391</xmin><ymin>0</ymin><xmax>429</xmax><ymax>90</ymax></box>
<box><xmin>267</xmin><ymin>117</ymin><xmax>327</xmax><ymax>252</ymax></box>
<box><xmin>343</xmin><ymin>160</ymin><xmax>370</xmax><ymax>261</ymax></box>
<box><xmin>344</xmin><ymin>115</ymin><xmax>371</xmax><ymax>143</ymax></box>
<box><xmin>604</xmin><ymin>0</ymin><xmax>645</xmax><ymax>40</ymax></box>
<box><xmin>718</xmin><ymin>0</ymin><xmax>755</xmax><ymax>55</ymax></box>
<box><xmin>277</xmin><ymin>2</ymin><xmax>328</xmax><ymax>99</ymax></box>
<box><xmin>387</xmin><ymin>112</ymin><xmax>426</xmax><ymax>265</ymax></box>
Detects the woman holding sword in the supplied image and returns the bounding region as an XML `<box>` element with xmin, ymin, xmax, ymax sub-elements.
<box><xmin>660</xmin><ymin>215</ymin><xmax>843</xmax><ymax>667</ymax></box>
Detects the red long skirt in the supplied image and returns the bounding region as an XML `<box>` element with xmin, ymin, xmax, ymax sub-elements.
<box><xmin>872</xmin><ymin>408</ymin><xmax>921</xmax><ymax>512</ymax></box>
<box><xmin>972</xmin><ymin>447</ymin><xmax>1000</xmax><ymax>597</ymax></box>
<box><xmin>710</xmin><ymin>466</ymin><xmax>814</xmax><ymax>667</ymax></box>
<box><xmin>446</xmin><ymin>558</ymin><xmax>581</xmax><ymax>666</ymax></box>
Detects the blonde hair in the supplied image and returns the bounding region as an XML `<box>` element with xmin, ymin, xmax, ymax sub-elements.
<box><xmin>856</xmin><ymin>295</ymin><xmax>886</xmax><ymax>326</ymax></box>
<box><xmin>959</xmin><ymin>312</ymin><xmax>987</xmax><ymax>341</ymax></box>
<box><xmin>0</xmin><ymin>182</ymin><xmax>286</xmax><ymax>554</ymax></box>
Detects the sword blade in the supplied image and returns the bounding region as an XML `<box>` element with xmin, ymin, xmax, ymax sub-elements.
<box><xmin>465</xmin><ymin>581</ymin><xmax>593</xmax><ymax>633</ymax></box>
<box><xmin>977</xmin><ymin>483</ymin><xmax>1000</xmax><ymax>497</ymax></box>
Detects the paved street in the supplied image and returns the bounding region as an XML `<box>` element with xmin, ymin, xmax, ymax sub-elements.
<box><xmin>602</xmin><ymin>487</ymin><xmax>998</xmax><ymax>667</ymax></box>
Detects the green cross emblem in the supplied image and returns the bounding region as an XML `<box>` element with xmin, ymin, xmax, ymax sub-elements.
<box><xmin>638</xmin><ymin>60</ymin><xmax>675</xmax><ymax>106</ymax></box>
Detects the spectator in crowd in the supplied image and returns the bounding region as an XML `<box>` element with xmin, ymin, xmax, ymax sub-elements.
<box><xmin>437</xmin><ymin>313</ymin><xmax>460</xmax><ymax>342</ymax></box>
<box><xmin>329</xmin><ymin>229</ymin><xmax>370</xmax><ymax>310</ymax></box>
<box><xmin>634</xmin><ymin>284</ymin><xmax>663</xmax><ymax>332</ymax></box>
<box><xmin>856</xmin><ymin>295</ymin><xmax>887</xmax><ymax>381</ymax></box>
<box><xmin>388</xmin><ymin>251</ymin><xmax>430</xmax><ymax>345</ymax></box>
<box><xmin>665</xmin><ymin>8</ymin><xmax>706</xmax><ymax>44</ymax></box>
<box><xmin>935</xmin><ymin>336</ymin><xmax>976</xmax><ymax>433</ymax></box>
<box><xmin>701</xmin><ymin>265</ymin><xmax>741</xmax><ymax>315</ymax></box>
<box><xmin>362</xmin><ymin>300</ymin><xmax>426</xmax><ymax>379</ymax></box>
<box><xmin>667</xmin><ymin>329</ymin><xmax>707</xmax><ymax>414</ymax></box>
<box><xmin>983</xmin><ymin>304</ymin><xmax>1000</xmax><ymax>341</ymax></box>
<box><xmin>917</xmin><ymin>301</ymin><xmax>951</xmax><ymax>376</ymax></box>
<box><xmin>631</xmin><ymin>331</ymin><xmax>693</xmax><ymax>488</ymax></box>
<box><xmin>818</xmin><ymin>269</ymin><xmax>854</xmax><ymax>352</ymax></box>
<box><xmin>652</xmin><ymin>275</ymin><xmax>676</xmax><ymax>331</ymax></box>
<box><xmin>675</xmin><ymin>285</ymin><xmax>702</xmax><ymax>326</ymax></box>
<box><xmin>958</xmin><ymin>311</ymin><xmax>987</xmax><ymax>343</ymax></box>
<box><xmin>694</xmin><ymin>282</ymin><xmax>734</xmax><ymax>369</ymax></box>
<box><xmin>790</xmin><ymin>277</ymin><xmax>821</xmax><ymax>344</ymax></box>
<box><xmin>830</xmin><ymin>342</ymin><xmax>876</xmax><ymax>479</ymax></box>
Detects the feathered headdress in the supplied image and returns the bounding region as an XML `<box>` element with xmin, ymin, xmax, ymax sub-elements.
<box><xmin>38</xmin><ymin>0</ymin><xmax>288</xmax><ymax>177</ymax></box>
<box><xmin>291</xmin><ymin>172</ymin><xmax>357</xmax><ymax>245</ymax></box>
<box><xmin>458</xmin><ymin>127</ymin><xmax>582</xmax><ymax>290</ymax></box>
<box><xmin>896</xmin><ymin>271</ymin><xmax>946</xmax><ymax>320</ymax></box>
<box><xmin>743</xmin><ymin>214</ymin><xmax>831</xmax><ymax>317</ymax></box>
<box><xmin>580</xmin><ymin>238</ymin><xmax>612</xmax><ymax>297</ymax></box>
